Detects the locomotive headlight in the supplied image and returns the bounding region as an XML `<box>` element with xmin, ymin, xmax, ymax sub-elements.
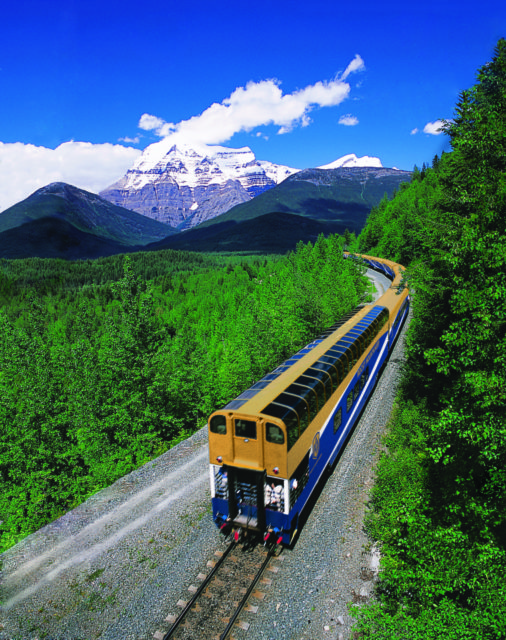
<box><xmin>273</xmin><ymin>467</ymin><xmax>279</xmax><ymax>474</ymax></box>
<box><xmin>216</xmin><ymin>456</ymin><xmax>223</xmax><ymax>463</ymax></box>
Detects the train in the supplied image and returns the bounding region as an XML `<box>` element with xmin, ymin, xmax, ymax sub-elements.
<box><xmin>208</xmin><ymin>254</ymin><xmax>409</xmax><ymax>546</ymax></box>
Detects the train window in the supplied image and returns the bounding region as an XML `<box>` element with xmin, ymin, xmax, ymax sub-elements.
<box><xmin>276</xmin><ymin>392</ymin><xmax>309</xmax><ymax>433</ymax></box>
<box><xmin>329</xmin><ymin>349</ymin><xmax>350</xmax><ymax>377</ymax></box>
<box><xmin>340</xmin><ymin>339</ymin><xmax>358</xmax><ymax>367</ymax></box>
<box><xmin>235</xmin><ymin>419</ymin><xmax>257</xmax><ymax>439</ymax></box>
<box><xmin>282</xmin><ymin>387</ymin><xmax>310</xmax><ymax>432</ymax></box>
<box><xmin>357</xmin><ymin>330</ymin><xmax>367</xmax><ymax>351</ymax></box>
<box><xmin>262</xmin><ymin>403</ymin><xmax>299</xmax><ymax>450</ymax></box>
<box><xmin>297</xmin><ymin>373</ymin><xmax>326</xmax><ymax>411</ymax></box>
<box><xmin>333</xmin><ymin>407</ymin><xmax>342</xmax><ymax>433</ymax></box>
<box><xmin>351</xmin><ymin>343</ymin><xmax>359</xmax><ymax>367</ymax></box>
<box><xmin>334</xmin><ymin>355</ymin><xmax>346</xmax><ymax>382</ymax></box>
<box><xmin>347</xmin><ymin>328</ymin><xmax>364</xmax><ymax>346</ymax></box>
<box><xmin>334</xmin><ymin>357</ymin><xmax>344</xmax><ymax>385</ymax></box>
<box><xmin>306</xmin><ymin>366</ymin><xmax>333</xmax><ymax>399</ymax></box>
<box><xmin>360</xmin><ymin>367</ymin><xmax>369</xmax><ymax>390</ymax></box>
<box><xmin>346</xmin><ymin>391</ymin><xmax>354</xmax><ymax>412</ymax></box>
<box><xmin>354</xmin><ymin>383</ymin><xmax>360</xmax><ymax>401</ymax></box>
<box><xmin>286</xmin><ymin>382</ymin><xmax>317</xmax><ymax>425</ymax></box>
<box><xmin>317</xmin><ymin>356</ymin><xmax>340</xmax><ymax>387</ymax></box>
<box><xmin>266</xmin><ymin>422</ymin><xmax>285</xmax><ymax>445</ymax></box>
<box><xmin>250</xmin><ymin>380</ymin><xmax>270</xmax><ymax>391</ymax></box>
<box><xmin>284</xmin><ymin>412</ymin><xmax>299</xmax><ymax>450</ymax></box>
<box><xmin>210</xmin><ymin>415</ymin><xmax>227</xmax><ymax>434</ymax></box>
<box><xmin>350</xmin><ymin>334</ymin><xmax>364</xmax><ymax>358</ymax></box>
<box><xmin>296</xmin><ymin>375</ymin><xmax>324</xmax><ymax>413</ymax></box>
<box><xmin>360</xmin><ymin>330</ymin><xmax>368</xmax><ymax>350</ymax></box>
<box><xmin>352</xmin><ymin>325</ymin><xmax>368</xmax><ymax>348</ymax></box>
<box><xmin>378</xmin><ymin>308</ymin><xmax>389</xmax><ymax>329</ymax></box>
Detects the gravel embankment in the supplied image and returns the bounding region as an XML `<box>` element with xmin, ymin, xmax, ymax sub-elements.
<box><xmin>1</xmin><ymin>271</ymin><xmax>406</xmax><ymax>640</ymax></box>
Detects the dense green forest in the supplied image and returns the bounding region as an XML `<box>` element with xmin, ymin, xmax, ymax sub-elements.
<box><xmin>0</xmin><ymin>236</ymin><xmax>368</xmax><ymax>552</ymax></box>
<box><xmin>354</xmin><ymin>40</ymin><xmax>506</xmax><ymax>638</ymax></box>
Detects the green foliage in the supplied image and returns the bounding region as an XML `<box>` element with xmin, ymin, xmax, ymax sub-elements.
<box><xmin>0</xmin><ymin>235</ymin><xmax>367</xmax><ymax>552</ymax></box>
<box><xmin>354</xmin><ymin>39</ymin><xmax>506</xmax><ymax>637</ymax></box>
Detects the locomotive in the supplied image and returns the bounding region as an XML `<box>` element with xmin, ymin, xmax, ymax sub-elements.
<box><xmin>208</xmin><ymin>254</ymin><xmax>409</xmax><ymax>545</ymax></box>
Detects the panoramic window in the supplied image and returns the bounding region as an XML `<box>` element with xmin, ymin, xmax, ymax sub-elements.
<box><xmin>327</xmin><ymin>348</ymin><xmax>350</xmax><ymax>377</ymax></box>
<box><xmin>302</xmin><ymin>369</ymin><xmax>332</xmax><ymax>406</ymax></box>
<box><xmin>346</xmin><ymin>330</ymin><xmax>365</xmax><ymax>358</ymax></box>
<box><xmin>283</xmin><ymin>385</ymin><xmax>312</xmax><ymax>431</ymax></box>
<box><xmin>318</xmin><ymin>356</ymin><xmax>340</xmax><ymax>388</ymax></box>
<box><xmin>276</xmin><ymin>391</ymin><xmax>309</xmax><ymax>432</ymax></box>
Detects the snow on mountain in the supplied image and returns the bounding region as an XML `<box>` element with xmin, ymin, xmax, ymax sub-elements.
<box><xmin>100</xmin><ymin>143</ymin><xmax>299</xmax><ymax>229</ymax></box>
<box><xmin>318</xmin><ymin>153</ymin><xmax>383</xmax><ymax>169</ymax></box>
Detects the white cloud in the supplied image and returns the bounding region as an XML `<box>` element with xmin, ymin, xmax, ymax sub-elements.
<box><xmin>423</xmin><ymin>120</ymin><xmax>444</xmax><ymax>135</ymax></box>
<box><xmin>138</xmin><ymin>113</ymin><xmax>171</xmax><ymax>135</ymax></box>
<box><xmin>138</xmin><ymin>57</ymin><xmax>363</xmax><ymax>147</ymax></box>
<box><xmin>0</xmin><ymin>141</ymin><xmax>141</xmax><ymax>212</ymax></box>
<box><xmin>338</xmin><ymin>114</ymin><xmax>359</xmax><ymax>126</ymax></box>
<box><xmin>411</xmin><ymin>127</ymin><xmax>419</xmax><ymax>135</ymax></box>
<box><xmin>119</xmin><ymin>135</ymin><xmax>141</xmax><ymax>144</ymax></box>
<box><xmin>341</xmin><ymin>54</ymin><xmax>365</xmax><ymax>80</ymax></box>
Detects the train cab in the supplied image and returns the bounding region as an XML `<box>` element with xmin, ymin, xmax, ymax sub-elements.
<box><xmin>209</xmin><ymin>412</ymin><xmax>289</xmax><ymax>537</ymax></box>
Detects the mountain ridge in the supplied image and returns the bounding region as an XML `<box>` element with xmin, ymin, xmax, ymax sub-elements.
<box><xmin>99</xmin><ymin>143</ymin><xmax>298</xmax><ymax>230</ymax></box>
<box><xmin>196</xmin><ymin>165</ymin><xmax>412</xmax><ymax>234</ymax></box>
<box><xmin>0</xmin><ymin>182</ymin><xmax>173</xmax><ymax>259</ymax></box>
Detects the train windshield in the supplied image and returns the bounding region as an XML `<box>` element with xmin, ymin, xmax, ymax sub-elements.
<box><xmin>210</xmin><ymin>414</ymin><xmax>227</xmax><ymax>434</ymax></box>
<box><xmin>235</xmin><ymin>419</ymin><xmax>257</xmax><ymax>439</ymax></box>
<box><xmin>266</xmin><ymin>423</ymin><xmax>285</xmax><ymax>444</ymax></box>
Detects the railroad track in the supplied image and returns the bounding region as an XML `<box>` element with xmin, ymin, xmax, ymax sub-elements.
<box><xmin>155</xmin><ymin>538</ymin><xmax>282</xmax><ymax>640</ymax></box>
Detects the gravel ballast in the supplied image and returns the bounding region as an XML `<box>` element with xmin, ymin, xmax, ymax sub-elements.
<box><xmin>1</xmin><ymin>270</ymin><xmax>407</xmax><ymax>640</ymax></box>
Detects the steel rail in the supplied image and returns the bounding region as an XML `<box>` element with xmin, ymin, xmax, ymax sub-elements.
<box><xmin>162</xmin><ymin>540</ymin><xmax>236</xmax><ymax>640</ymax></box>
<box><xmin>219</xmin><ymin>545</ymin><xmax>280</xmax><ymax>640</ymax></box>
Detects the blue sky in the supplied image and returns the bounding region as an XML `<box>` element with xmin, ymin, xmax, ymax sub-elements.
<box><xmin>0</xmin><ymin>0</ymin><xmax>505</xmax><ymax>211</ymax></box>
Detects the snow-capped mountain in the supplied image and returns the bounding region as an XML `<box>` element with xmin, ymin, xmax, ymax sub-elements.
<box><xmin>318</xmin><ymin>153</ymin><xmax>383</xmax><ymax>169</ymax></box>
<box><xmin>100</xmin><ymin>142</ymin><xmax>299</xmax><ymax>230</ymax></box>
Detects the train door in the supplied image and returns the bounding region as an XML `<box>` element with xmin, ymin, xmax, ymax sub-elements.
<box><xmin>233</xmin><ymin>417</ymin><xmax>264</xmax><ymax>467</ymax></box>
<box><xmin>225</xmin><ymin>466</ymin><xmax>266</xmax><ymax>531</ymax></box>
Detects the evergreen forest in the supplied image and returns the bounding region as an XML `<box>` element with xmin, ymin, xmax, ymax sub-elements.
<box><xmin>0</xmin><ymin>237</ymin><xmax>368</xmax><ymax>552</ymax></box>
<box><xmin>353</xmin><ymin>39</ymin><xmax>506</xmax><ymax>638</ymax></box>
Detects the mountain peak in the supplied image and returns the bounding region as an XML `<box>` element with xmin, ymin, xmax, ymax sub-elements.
<box><xmin>38</xmin><ymin>182</ymin><xmax>74</xmax><ymax>194</ymax></box>
<box><xmin>100</xmin><ymin>143</ymin><xmax>299</xmax><ymax>229</ymax></box>
<box><xmin>318</xmin><ymin>153</ymin><xmax>383</xmax><ymax>169</ymax></box>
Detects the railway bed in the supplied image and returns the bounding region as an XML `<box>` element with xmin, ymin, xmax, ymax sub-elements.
<box><xmin>155</xmin><ymin>540</ymin><xmax>283</xmax><ymax>640</ymax></box>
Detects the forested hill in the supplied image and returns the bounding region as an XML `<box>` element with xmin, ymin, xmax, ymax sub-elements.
<box><xmin>0</xmin><ymin>182</ymin><xmax>174</xmax><ymax>260</ymax></box>
<box><xmin>352</xmin><ymin>39</ymin><xmax>506</xmax><ymax>638</ymax></box>
<box><xmin>0</xmin><ymin>235</ymin><xmax>369</xmax><ymax>553</ymax></box>
<box><xmin>195</xmin><ymin>166</ymin><xmax>412</xmax><ymax>236</ymax></box>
